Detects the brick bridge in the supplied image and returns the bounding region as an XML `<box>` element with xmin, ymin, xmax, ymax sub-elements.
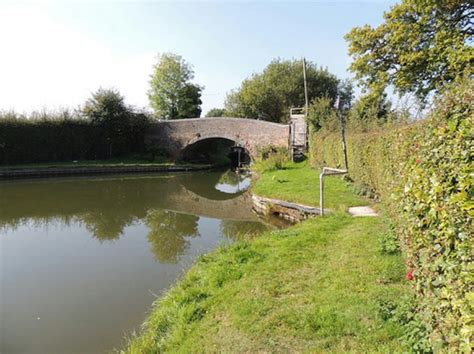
<box><xmin>147</xmin><ymin>117</ymin><xmax>290</xmax><ymax>160</ymax></box>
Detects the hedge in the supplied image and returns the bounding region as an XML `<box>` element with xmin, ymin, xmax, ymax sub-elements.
<box><xmin>0</xmin><ymin>112</ymin><xmax>152</xmax><ymax>165</ymax></box>
<box><xmin>310</xmin><ymin>79</ymin><xmax>473</xmax><ymax>352</ymax></box>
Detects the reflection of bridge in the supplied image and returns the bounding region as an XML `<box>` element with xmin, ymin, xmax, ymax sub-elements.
<box><xmin>165</xmin><ymin>184</ymin><xmax>257</xmax><ymax>221</ymax></box>
<box><xmin>147</xmin><ymin>118</ymin><xmax>290</xmax><ymax>159</ymax></box>
<box><xmin>0</xmin><ymin>171</ymin><xmax>260</xmax><ymax>236</ymax></box>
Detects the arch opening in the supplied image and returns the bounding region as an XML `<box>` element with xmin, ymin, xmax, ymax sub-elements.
<box><xmin>180</xmin><ymin>137</ymin><xmax>251</xmax><ymax>168</ymax></box>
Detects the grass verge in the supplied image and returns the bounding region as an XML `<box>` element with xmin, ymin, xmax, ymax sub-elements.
<box><xmin>124</xmin><ymin>162</ymin><xmax>408</xmax><ymax>353</ymax></box>
<box><xmin>252</xmin><ymin>161</ymin><xmax>364</xmax><ymax>210</ymax></box>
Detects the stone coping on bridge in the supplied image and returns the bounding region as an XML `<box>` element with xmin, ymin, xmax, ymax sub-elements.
<box><xmin>0</xmin><ymin>165</ymin><xmax>210</xmax><ymax>180</ymax></box>
<box><xmin>156</xmin><ymin>117</ymin><xmax>290</xmax><ymax>128</ymax></box>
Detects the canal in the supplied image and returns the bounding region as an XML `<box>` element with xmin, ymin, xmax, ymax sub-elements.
<box><xmin>0</xmin><ymin>170</ymin><xmax>275</xmax><ymax>353</ymax></box>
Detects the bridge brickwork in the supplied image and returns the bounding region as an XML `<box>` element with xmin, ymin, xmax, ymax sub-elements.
<box><xmin>147</xmin><ymin>117</ymin><xmax>290</xmax><ymax>159</ymax></box>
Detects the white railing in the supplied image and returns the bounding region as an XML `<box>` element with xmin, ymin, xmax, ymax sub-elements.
<box><xmin>319</xmin><ymin>167</ymin><xmax>348</xmax><ymax>216</ymax></box>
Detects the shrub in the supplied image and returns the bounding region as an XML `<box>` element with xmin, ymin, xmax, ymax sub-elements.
<box><xmin>0</xmin><ymin>90</ymin><xmax>154</xmax><ymax>165</ymax></box>
<box><xmin>0</xmin><ymin>110</ymin><xmax>96</xmax><ymax>164</ymax></box>
<box><xmin>253</xmin><ymin>146</ymin><xmax>289</xmax><ymax>173</ymax></box>
<box><xmin>379</xmin><ymin>224</ymin><xmax>400</xmax><ymax>255</ymax></box>
<box><xmin>82</xmin><ymin>89</ymin><xmax>152</xmax><ymax>159</ymax></box>
<box><xmin>306</xmin><ymin>96</ymin><xmax>339</xmax><ymax>132</ymax></box>
<box><xmin>310</xmin><ymin>78</ymin><xmax>473</xmax><ymax>351</ymax></box>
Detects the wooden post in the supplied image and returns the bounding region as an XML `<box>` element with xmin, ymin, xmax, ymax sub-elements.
<box><xmin>238</xmin><ymin>148</ymin><xmax>241</xmax><ymax>168</ymax></box>
<box><xmin>303</xmin><ymin>58</ymin><xmax>309</xmax><ymax>116</ymax></box>
<box><xmin>335</xmin><ymin>96</ymin><xmax>348</xmax><ymax>170</ymax></box>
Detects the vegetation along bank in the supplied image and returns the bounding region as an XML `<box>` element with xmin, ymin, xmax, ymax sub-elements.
<box><xmin>124</xmin><ymin>162</ymin><xmax>410</xmax><ymax>352</ymax></box>
<box><xmin>310</xmin><ymin>79</ymin><xmax>473</xmax><ymax>351</ymax></box>
<box><xmin>124</xmin><ymin>74</ymin><xmax>472</xmax><ymax>354</ymax></box>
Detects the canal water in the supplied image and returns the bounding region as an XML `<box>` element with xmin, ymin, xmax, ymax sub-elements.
<box><xmin>0</xmin><ymin>171</ymin><xmax>273</xmax><ymax>353</ymax></box>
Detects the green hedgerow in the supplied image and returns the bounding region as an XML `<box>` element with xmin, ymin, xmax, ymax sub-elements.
<box><xmin>310</xmin><ymin>77</ymin><xmax>473</xmax><ymax>352</ymax></box>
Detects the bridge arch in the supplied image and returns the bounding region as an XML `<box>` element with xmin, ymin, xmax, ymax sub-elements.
<box><xmin>146</xmin><ymin>117</ymin><xmax>290</xmax><ymax>161</ymax></box>
<box><xmin>179</xmin><ymin>136</ymin><xmax>251</xmax><ymax>166</ymax></box>
<box><xmin>185</xmin><ymin>134</ymin><xmax>245</xmax><ymax>148</ymax></box>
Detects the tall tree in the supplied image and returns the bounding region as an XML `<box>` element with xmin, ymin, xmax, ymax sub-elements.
<box><xmin>205</xmin><ymin>108</ymin><xmax>226</xmax><ymax>117</ymax></box>
<box><xmin>345</xmin><ymin>0</ymin><xmax>473</xmax><ymax>103</ymax></box>
<box><xmin>148</xmin><ymin>53</ymin><xmax>203</xmax><ymax>119</ymax></box>
<box><xmin>82</xmin><ymin>88</ymin><xmax>150</xmax><ymax>158</ymax></box>
<box><xmin>224</xmin><ymin>59</ymin><xmax>339</xmax><ymax>123</ymax></box>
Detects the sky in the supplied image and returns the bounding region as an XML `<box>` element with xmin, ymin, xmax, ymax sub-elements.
<box><xmin>0</xmin><ymin>0</ymin><xmax>398</xmax><ymax>116</ymax></box>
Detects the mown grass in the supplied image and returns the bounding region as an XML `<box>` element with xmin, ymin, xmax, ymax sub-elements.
<box><xmin>124</xmin><ymin>162</ymin><xmax>408</xmax><ymax>353</ymax></box>
<box><xmin>252</xmin><ymin>161</ymin><xmax>364</xmax><ymax>210</ymax></box>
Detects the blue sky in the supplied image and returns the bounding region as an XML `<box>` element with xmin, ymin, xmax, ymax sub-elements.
<box><xmin>0</xmin><ymin>1</ymin><xmax>397</xmax><ymax>115</ymax></box>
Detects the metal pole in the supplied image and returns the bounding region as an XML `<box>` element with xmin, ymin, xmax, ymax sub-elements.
<box><xmin>319</xmin><ymin>171</ymin><xmax>325</xmax><ymax>216</ymax></box>
<box><xmin>303</xmin><ymin>58</ymin><xmax>309</xmax><ymax>116</ymax></box>
<box><xmin>319</xmin><ymin>167</ymin><xmax>348</xmax><ymax>217</ymax></box>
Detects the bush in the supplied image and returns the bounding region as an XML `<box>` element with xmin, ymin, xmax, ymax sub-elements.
<box><xmin>0</xmin><ymin>90</ymin><xmax>154</xmax><ymax>165</ymax></box>
<box><xmin>253</xmin><ymin>146</ymin><xmax>289</xmax><ymax>173</ymax></box>
<box><xmin>306</xmin><ymin>96</ymin><xmax>339</xmax><ymax>132</ymax></box>
<box><xmin>0</xmin><ymin>111</ymin><xmax>96</xmax><ymax>164</ymax></box>
<box><xmin>82</xmin><ymin>89</ymin><xmax>152</xmax><ymax>159</ymax></box>
<box><xmin>310</xmin><ymin>78</ymin><xmax>473</xmax><ymax>351</ymax></box>
<box><xmin>379</xmin><ymin>224</ymin><xmax>400</xmax><ymax>255</ymax></box>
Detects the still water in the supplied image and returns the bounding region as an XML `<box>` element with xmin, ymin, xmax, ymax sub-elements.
<box><xmin>0</xmin><ymin>171</ymin><xmax>272</xmax><ymax>353</ymax></box>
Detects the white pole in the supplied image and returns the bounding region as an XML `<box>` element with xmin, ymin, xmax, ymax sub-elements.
<box><xmin>320</xmin><ymin>171</ymin><xmax>324</xmax><ymax>216</ymax></box>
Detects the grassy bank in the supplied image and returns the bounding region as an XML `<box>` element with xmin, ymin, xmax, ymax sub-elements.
<box><xmin>252</xmin><ymin>161</ymin><xmax>364</xmax><ymax>210</ymax></box>
<box><xmin>125</xmin><ymin>163</ymin><xmax>408</xmax><ymax>353</ymax></box>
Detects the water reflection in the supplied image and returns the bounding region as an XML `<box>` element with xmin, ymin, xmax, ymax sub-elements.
<box><xmin>0</xmin><ymin>170</ymin><xmax>275</xmax><ymax>353</ymax></box>
<box><xmin>146</xmin><ymin>210</ymin><xmax>200</xmax><ymax>263</ymax></box>
<box><xmin>215</xmin><ymin>170</ymin><xmax>252</xmax><ymax>194</ymax></box>
<box><xmin>0</xmin><ymin>171</ymin><xmax>260</xmax><ymax>244</ymax></box>
<box><xmin>220</xmin><ymin>219</ymin><xmax>269</xmax><ymax>238</ymax></box>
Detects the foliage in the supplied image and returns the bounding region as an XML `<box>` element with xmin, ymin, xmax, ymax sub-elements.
<box><xmin>310</xmin><ymin>78</ymin><xmax>473</xmax><ymax>351</ymax></box>
<box><xmin>377</xmin><ymin>295</ymin><xmax>431</xmax><ymax>352</ymax></box>
<box><xmin>125</xmin><ymin>213</ymin><xmax>407</xmax><ymax>353</ymax></box>
<box><xmin>0</xmin><ymin>89</ymin><xmax>153</xmax><ymax>165</ymax></box>
<box><xmin>82</xmin><ymin>88</ymin><xmax>151</xmax><ymax>158</ymax></box>
<box><xmin>306</xmin><ymin>97</ymin><xmax>338</xmax><ymax>132</ymax></box>
<box><xmin>252</xmin><ymin>146</ymin><xmax>290</xmax><ymax>173</ymax></box>
<box><xmin>205</xmin><ymin>108</ymin><xmax>226</xmax><ymax>117</ymax></box>
<box><xmin>176</xmin><ymin>83</ymin><xmax>202</xmax><ymax>118</ymax></box>
<box><xmin>148</xmin><ymin>53</ymin><xmax>203</xmax><ymax>119</ymax></box>
<box><xmin>398</xmin><ymin>78</ymin><xmax>473</xmax><ymax>352</ymax></box>
<box><xmin>347</xmin><ymin>90</ymin><xmax>392</xmax><ymax>132</ymax></box>
<box><xmin>0</xmin><ymin>110</ymin><xmax>95</xmax><ymax>165</ymax></box>
<box><xmin>306</xmin><ymin>80</ymin><xmax>356</xmax><ymax>133</ymax></box>
<box><xmin>345</xmin><ymin>0</ymin><xmax>474</xmax><ymax>103</ymax></box>
<box><xmin>337</xmin><ymin>79</ymin><xmax>355</xmax><ymax>112</ymax></box>
<box><xmin>224</xmin><ymin>58</ymin><xmax>339</xmax><ymax>123</ymax></box>
<box><xmin>379</xmin><ymin>224</ymin><xmax>400</xmax><ymax>255</ymax></box>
